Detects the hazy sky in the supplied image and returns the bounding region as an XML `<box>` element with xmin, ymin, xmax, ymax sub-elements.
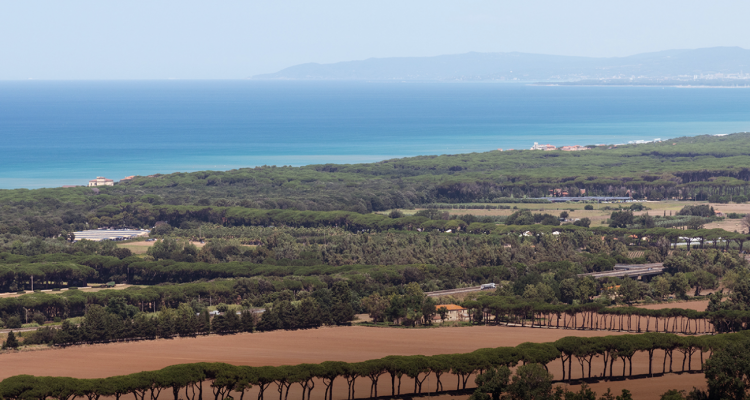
<box><xmin>2</xmin><ymin>0</ymin><xmax>750</xmax><ymax>79</ymax></box>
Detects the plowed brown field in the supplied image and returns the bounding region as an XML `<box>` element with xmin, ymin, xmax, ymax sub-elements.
<box><xmin>0</xmin><ymin>326</ymin><xmax>706</xmax><ymax>400</ymax></box>
<box><xmin>636</xmin><ymin>300</ymin><xmax>709</xmax><ymax>312</ymax></box>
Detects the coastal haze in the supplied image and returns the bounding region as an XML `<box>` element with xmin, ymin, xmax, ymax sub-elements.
<box><xmin>254</xmin><ymin>47</ymin><xmax>750</xmax><ymax>84</ymax></box>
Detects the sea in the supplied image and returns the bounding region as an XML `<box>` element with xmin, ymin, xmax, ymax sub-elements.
<box><xmin>1</xmin><ymin>81</ymin><xmax>750</xmax><ymax>190</ymax></box>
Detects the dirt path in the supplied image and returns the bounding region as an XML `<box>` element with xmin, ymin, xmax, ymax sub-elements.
<box><xmin>0</xmin><ymin>326</ymin><xmax>705</xmax><ymax>400</ymax></box>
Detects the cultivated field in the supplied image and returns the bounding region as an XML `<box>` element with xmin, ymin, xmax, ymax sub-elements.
<box><xmin>116</xmin><ymin>240</ymin><xmax>208</xmax><ymax>255</ymax></box>
<box><xmin>636</xmin><ymin>300</ymin><xmax>709</xmax><ymax>312</ymax></box>
<box><xmin>0</xmin><ymin>326</ymin><xmax>706</xmax><ymax>400</ymax></box>
<box><xmin>399</xmin><ymin>201</ymin><xmax>750</xmax><ymax>230</ymax></box>
<box><xmin>703</xmin><ymin>201</ymin><xmax>750</xmax><ymax>231</ymax></box>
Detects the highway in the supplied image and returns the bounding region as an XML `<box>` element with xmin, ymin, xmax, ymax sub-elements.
<box><xmin>426</xmin><ymin>264</ymin><xmax>665</xmax><ymax>296</ymax></box>
<box><xmin>426</xmin><ymin>286</ymin><xmax>486</xmax><ymax>297</ymax></box>
<box><xmin>578</xmin><ymin>263</ymin><xmax>665</xmax><ymax>280</ymax></box>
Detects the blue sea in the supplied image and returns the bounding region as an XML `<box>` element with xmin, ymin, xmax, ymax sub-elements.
<box><xmin>1</xmin><ymin>81</ymin><xmax>750</xmax><ymax>189</ymax></box>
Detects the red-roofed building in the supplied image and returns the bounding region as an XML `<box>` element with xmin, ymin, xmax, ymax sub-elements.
<box><xmin>435</xmin><ymin>304</ymin><xmax>468</xmax><ymax>322</ymax></box>
<box><xmin>560</xmin><ymin>145</ymin><xmax>589</xmax><ymax>152</ymax></box>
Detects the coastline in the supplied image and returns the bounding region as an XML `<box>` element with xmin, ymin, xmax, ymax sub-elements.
<box><xmin>3</xmin><ymin>81</ymin><xmax>750</xmax><ymax>190</ymax></box>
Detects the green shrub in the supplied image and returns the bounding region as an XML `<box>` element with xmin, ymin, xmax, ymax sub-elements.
<box><xmin>5</xmin><ymin>315</ymin><xmax>22</xmax><ymax>329</ymax></box>
<box><xmin>216</xmin><ymin>303</ymin><xmax>229</xmax><ymax>313</ymax></box>
<box><xmin>2</xmin><ymin>331</ymin><xmax>19</xmax><ymax>349</ymax></box>
<box><xmin>32</xmin><ymin>312</ymin><xmax>45</xmax><ymax>326</ymax></box>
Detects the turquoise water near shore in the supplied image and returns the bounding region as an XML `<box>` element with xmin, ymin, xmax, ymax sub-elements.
<box><xmin>1</xmin><ymin>81</ymin><xmax>750</xmax><ymax>189</ymax></box>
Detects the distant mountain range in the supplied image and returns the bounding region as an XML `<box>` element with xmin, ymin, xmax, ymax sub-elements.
<box><xmin>252</xmin><ymin>47</ymin><xmax>750</xmax><ymax>83</ymax></box>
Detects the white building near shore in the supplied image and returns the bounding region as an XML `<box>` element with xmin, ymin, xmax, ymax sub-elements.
<box><xmin>88</xmin><ymin>177</ymin><xmax>114</xmax><ymax>187</ymax></box>
<box><xmin>530</xmin><ymin>142</ymin><xmax>556</xmax><ymax>151</ymax></box>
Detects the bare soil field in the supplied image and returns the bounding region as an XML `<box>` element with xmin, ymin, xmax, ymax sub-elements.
<box><xmin>635</xmin><ymin>300</ymin><xmax>709</xmax><ymax>312</ymax></box>
<box><xmin>703</xmin><ymin>200</ymin><xmax>750</xmax><ymax>232</ymax></box>
<box><xmin>0</xmin><ymin>326</ymin><xmax>705</xmax><ymax>400</ymax></box>
<box><xmin>703</xmin><ymin>219</ymin><xmax>747</xmax><ymax>232</ymax></box>
<box><xmin>710</xmin><ymin>203</ymin><xmax>750</xmax><ymax>214</ymax></box>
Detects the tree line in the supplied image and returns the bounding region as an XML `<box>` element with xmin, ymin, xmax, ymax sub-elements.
<box><xmin>74</xmin><ymin>203</ymin><xmax>750</xmax><ymax>245</ymax></box>
<box><xmin>458</xmin><ymin>273</ymin><xmax>750</xmax><ymax>335</ymax></box>
<box><xmin>5</xmin><ymin>331</ymin><xmax>750</xmax><ymax>400</ymax></box>
<box><xmin>0</xmin><ymin>226</ymin><xmax>635</xmax><ymax>290</ymax></box>
<box><xmin>462</xmin><ymin>296</ymin><xmax>720</xmax><ymax>335</ymax></box>
<box><xmin>3</xmin><ymin>245</ymin><xmax>746</xmax><ymax>328</ymax></box>
<box><xmin>0</xmin><ymin>277</ymin><xmax>361</xmax><ymax>326</ymax></box>
<box><xmin>20</xmin><ymin>280</ymin><xmax>356</xmax><ymax>347</ymax></box>
<box><xmin>3</xmin><ymin>224</ymin><xmax>748</xmax><ymax>297</ymax></box>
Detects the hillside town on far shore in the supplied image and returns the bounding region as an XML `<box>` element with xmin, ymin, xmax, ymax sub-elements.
<box><xmin>498</xmin><ymin>138</ymin><xmax>664</xmax><ymax>152</ymax></box>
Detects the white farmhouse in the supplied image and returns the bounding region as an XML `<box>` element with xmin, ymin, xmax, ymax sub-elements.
<box><xmin>88</xmin><ymin>177</ymin><xmax>114</xmax><ymax>187</ymax></box>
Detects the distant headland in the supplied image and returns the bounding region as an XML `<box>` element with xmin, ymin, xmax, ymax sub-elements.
<box><xmin>252</xmin><ymin>47</ymin><xmax>750</xmax><ymax>86</ymax></box>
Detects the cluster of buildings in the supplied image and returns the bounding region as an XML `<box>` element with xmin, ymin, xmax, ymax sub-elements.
<box><xmin>530</xmin><ymin>139</ymin><xmax>666</xmax><ymax>151</ymax></box>
<box><xmin>627</xmin><ymin>139</ymin><xmax>662</xmax><ymax>145</ymax></box>
<box><xmin>530</xmin><ymin>142</ymin><xmax>589</xmax><ymax>151</ymax></box>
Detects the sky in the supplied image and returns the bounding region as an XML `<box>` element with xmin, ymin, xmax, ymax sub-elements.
<box><xmin>2</xmin><ymin>0</ymin><xmax>750</xmax><ymax>80</ymax></box>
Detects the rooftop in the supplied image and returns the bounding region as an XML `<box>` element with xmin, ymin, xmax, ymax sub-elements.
<box><xmin>73</xmin><ymin>229</ymin><xmax>150</xmax><ymax>242</ymax></box>
<box><xmin>435</xmin><ymin>304</ymin><xmax>466</xmax><ymax>311</ymax></box>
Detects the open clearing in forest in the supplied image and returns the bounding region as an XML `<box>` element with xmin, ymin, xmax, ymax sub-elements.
<box><xmin>398</xmin><ymin>201</ymin><xmax>748</xmax><ymax>232</ymax></box>
<box><xmin>0</xmin><ymin>284</ymin><xmax>140</xmax><ymax>299</ymax></box>
<box><xmin>116</xmin><ymin>240</ymin><xmax>207</xmax><ymax>254</ymax></box>
<box><xmin>0</xmin><ymin>326</ymin><xmax>706</xmax><ymax>400</ymax></box>
<box><xmin>117</xmin><ymin>241</ymin><xmax>256</xmax><ymax>255</ymax></box>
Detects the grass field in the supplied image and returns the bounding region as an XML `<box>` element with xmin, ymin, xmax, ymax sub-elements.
<box><xmin>391</xmin><ymin>201</ymin><xmax>750</xmax><ymax>231</ymax></box>
<box><xmin>0</xmin><ymin>284</ymin><xmax>141</xmax><ymax>299</ymax></box>
<box><xmin>117</xmin><ymin>240</ymin><xmax>257</xmax><ymax>255</ymax></box>
<box><xmin>115</xmin><ymin>243</ymin><xmax>152</xmax><ymax>254</ymax></box>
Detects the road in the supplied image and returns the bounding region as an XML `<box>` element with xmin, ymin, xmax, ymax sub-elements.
<box><xmin>0</xmin><ymin>325</ymin><xmax>57</xmax><ymax>334</ymax></box>
<box><xmin>425</xmin><ymin>286</ymin><xmax>486</xmax><ymax>297</ymax></box>
<box><xmin>578</xmin><ymin>263</ymin><xmax>665</xmax><ymax>280</ymax></box>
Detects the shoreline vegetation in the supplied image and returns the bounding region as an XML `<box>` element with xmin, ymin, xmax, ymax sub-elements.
<box><xmin>2</xmin><ymin>133</ymin><xmax>750</xmax><ymax>238</ymax></box>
